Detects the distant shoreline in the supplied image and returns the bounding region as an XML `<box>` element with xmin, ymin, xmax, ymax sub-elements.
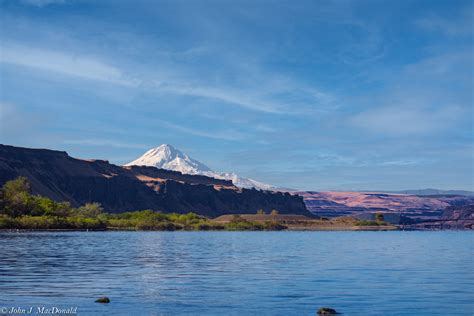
<box><xmin>0</xmin><ymin>226</ymin><xmax>399</xmax><ymax>232</ymax></box>
<box><xmin>2</xmin><ymin>225</ymin><xmax>473</xmax><ymax>232</ymax></box>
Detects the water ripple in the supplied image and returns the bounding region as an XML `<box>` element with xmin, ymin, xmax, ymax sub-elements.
<box><xmin>0</xmin><ymin>231</ymin><xmax>472</xmax><ymax>315</ymax></box>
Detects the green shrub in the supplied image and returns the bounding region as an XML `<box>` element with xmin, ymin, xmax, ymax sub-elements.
<box><xmin>225</xmin><ymin>216</ymin><xmax>264</xmax><ymax>231</ymax></box>
<box><xmin>193</xmin><ymin>222</ymin><xmax>225</xmax><ymax>230</ymax></box>
<box><xmin>263</xmin><ymin>221</ymin><xmax>287</xmax><ymax>230</ymax></box>
<box><xmin>0</xmin><ymin>178</ymin><xmax>293</xmax><ymax>231</ymax></box>
<box><xmin>17</xmin><ymin>216</ymin><xmax>65</xmax><ymax>229</ymax></box>
<box><xmin>66</xmin><ymin>216</ymin><xmax>106</xmax><ymax>229</ymax></box>
<box><xmin>355</xmin><ymin>220</ymin><xmax>388</xmax><ymax>226</ymax></box>
<box><xmin>77</xmin><ymin>203</ymin><xmax>104</xmax><ymax>218</ymax></box>
<box><xmin>1</xmin><ymin>177</ymin><xmax>35</xmax><ymax>217</ymax></box>
<box><xmin>135</xmin><ymin>220</ymin><xmax>178</xmax><ymax>231</ymax></box>
<box><xmin>0</xmin><ymin>215</ymin><xmax>17</xmax><ymax>229</ymax></box>
<box><xmin>32</xmin><ymin>196</ymin><xmax>56</xmax><ymax>216</ymax></box>
<box><xmin>107</xmin><ymin>218</ymin><xmax>137</xmax><ymax>228</ymax></box>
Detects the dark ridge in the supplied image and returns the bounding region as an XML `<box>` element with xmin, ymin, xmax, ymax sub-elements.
<box><xmin>0</xmin><ymin>144</ymin><xmax>310</xmax><ymax>217</ymax></box>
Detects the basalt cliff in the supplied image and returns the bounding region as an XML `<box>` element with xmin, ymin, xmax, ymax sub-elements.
<box><xmin>0</xmin><ymin>145</ymin><xmax>309</xmax><ymax>217</ymax></box>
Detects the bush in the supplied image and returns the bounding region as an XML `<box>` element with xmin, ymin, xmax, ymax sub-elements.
<box><xmin>355</xmin><ymin>220</ymin><xmax>388</xmax><ymax>226</ymax></box>
<box><xmin>168</xmin><ymin>212</ymin><xmax>203</xmax><ymax>229</ymax></box>
<box><xmin>375</xmin><ymin>213</ymin><xmax>384</xmax><ymax>222</ymax></box>
<box><xmin>193</xmin><ymin>222</ymin><xmax>225</xmax><ymax>230</ymax></box>
<box><xmin>66</xmin><ymin>216</ymin><xmax>106</xmax><ymax>229</ymax></box>
<box><xmin>51</xmin><ymin>202</ymin><xmax>73</xmax><ymax>217</ymax></box>
<box><xmin>32</xmin><ymin>196</ymin><xmax>57</xmax><ymax>216</ymax></box>
<box><xmin>225</xmin><ymin>216</ymin><xmax>264</xmax><ymax>231</ymax></box>
<box><xmin>77</xmin><ymin>203</ymin><xmax>104</xmax><ymax>218</ymax></box>
<box><xmin>135</xmin><ymin>220</ymin><xmax>178</xmax><ymax>231</ymax></box>
<box><xmin>1</xmin><ymin>177</ymin><xmax>35</xmax><ymax>217</ymax></box>
<box><xmin>0</xmin><ymin>215</ymin><xmax>17</xmax><ymax>229</ymax></box>
<box><xmin>17</xmin><ymin>216</ymin><xmax>65</xmax><ymax>229</ymax></box>
<box><xmin>263</xmin><ymin>221</ymin><xmax>287</xmax><ymax>230</ymax></box>
<box><xmin>0</xmin><ymin>177</ymin><xmax>293</xmax><ymax>231</ymax></box>
<box><xmin>107</xmin><ymin>218</ymin><xmax>137</xmax><ymax>228</ymax></box>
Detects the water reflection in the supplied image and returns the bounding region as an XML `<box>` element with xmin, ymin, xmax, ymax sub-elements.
<box><xmin>0</xmin><ymin>231</ymin><xmax>472</xmax><ymax>315</ymax></box>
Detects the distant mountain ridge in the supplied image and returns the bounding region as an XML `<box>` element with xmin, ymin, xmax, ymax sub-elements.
<box><xmin>297</xmin><ymin>191</ymin><xmax>474</xmax><ymax>219</ymax></box>
<box><xmin>388</xmin><ymin>189</ymin><xmax>474</xmax><ymax>197</ymax></box>
<box><xmin>125</xmin><ymin>144</ymin><xmax>275</xmax><ymax>190</ymax></box>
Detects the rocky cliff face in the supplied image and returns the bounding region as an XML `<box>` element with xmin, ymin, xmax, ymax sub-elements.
<box><xmin>402</xmin><ymin>204</ymin><xmax>474</xmax><ymax>230</ymax></box>
<box><xmin>0</xmin><ymin>145</ymin><xmax>310</xmax><ymax>217</ymax></box>
<box><xmin>438</xmin><ymin>204</ymin><xmax>474</xmax><ymax>229</ymax></box>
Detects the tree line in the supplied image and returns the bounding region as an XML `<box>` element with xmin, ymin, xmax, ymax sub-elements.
<box><xmin>0</xmin><ymin>177</ymin><xmax>286</xmax><ymax>231</ymax></box>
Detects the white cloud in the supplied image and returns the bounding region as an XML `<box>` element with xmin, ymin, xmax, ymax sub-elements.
<box><xmin>0</xmin><ymin>43</ymin><xmax>332</xmax><ymax>115</ymax></box>
<box><xmin>152</xmin><ymin>118</ymin><xmax>247</xmax><ymax>141</ymax></box>
<box><xmin>351</xmin><ymin>104</ymin><xmax>464</xmax><ymax>136</ymax></box>
<box><xmin>378</xmin><ymin>159</ymin><xmax>427</xmax><ymax>166</ymax></box>
<box><xmin>155</xmin><ymin>83</ymin><xmax>285</xmax><ymax>114</ymax></box>
<box><xmin>416</xmin><ymin>9</ymin><xmax>473</xmax><ymax>36</ymax></box>
<box><xmin>151</xmin><ymin>75</ymin><xmax>335</xmax><ymax>115</ymax></box>
<box><xmin>0</xmin><ymin>44</ymin><xmax>137</xmax><ymax>86</ymax></box>
<box><xmin>19</xmin><ymin>0</ymin><xmax>66</xmax><ymax>7</ymax></box>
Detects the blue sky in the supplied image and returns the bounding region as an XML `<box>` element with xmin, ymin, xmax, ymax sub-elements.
<box><xmin>0</xmin><ymin>0</ymin><xmax>472</xmax><ymax>191</ymax></box>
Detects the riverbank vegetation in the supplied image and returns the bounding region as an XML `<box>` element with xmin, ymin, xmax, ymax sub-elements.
<box><xmin>354</xmin><ymin>213</ymin><xmax>389</xmax><ymax>226</ymax></box>
<box><xmin>0</xmin><ymin>177</ymin><xmax>286</xmax><ymax>231</ymax></box>
<box><xmin>354</xmin><ymin>220</ymin><xmax>388</xmax><ymax>226</ymax></box>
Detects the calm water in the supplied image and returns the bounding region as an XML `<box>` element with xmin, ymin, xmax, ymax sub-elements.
<box><xmin>0</xmin><ymin>231</ymin><xmax>472</xmax><ymax>316</ymax></box>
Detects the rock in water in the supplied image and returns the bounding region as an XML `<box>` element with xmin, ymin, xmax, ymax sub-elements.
<box><xmin>317</xmin><ymin>307</ymin><xmax>339</xmax><ymax>314</ymax></box>
<box><xmin>95</xmin><ymin>297</ymin><xmax>110</xmax><ymax>304</ymax></box>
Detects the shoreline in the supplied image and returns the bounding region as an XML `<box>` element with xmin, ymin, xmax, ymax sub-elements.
<box><xmin>0</xmin><ymin>226</ymin><xmax>432</xmax><ymax>232</ymax></box>
<box><xmin>2</xmin><ymin>225</ymin><xmax>472</xmax><ymax>232</ymax></box>
<box><xmin>0</xmin><ymin>227</ymin><xmax>397</xmax><ymax>232</ymax></box>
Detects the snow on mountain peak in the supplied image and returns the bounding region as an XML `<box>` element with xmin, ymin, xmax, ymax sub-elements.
<box><xmin>125</xmin><ymin>144</ymin><xmax>274</xmax><ymax>190</ymax></box>
<box><xmin>124</xmin><ymin>144</ymin><xmax>212</xmax><ymax>174</ymax></box>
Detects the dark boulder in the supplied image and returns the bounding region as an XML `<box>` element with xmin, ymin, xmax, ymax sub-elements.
<box><xmin>317</xmin><ymin>307</ymin><xmax>339</xmax><ymax>315</ymax></box>
<box><xmin>95</xmin><ymin>297</ymin><xmax>110</xmax><ymax>304</ymax></box>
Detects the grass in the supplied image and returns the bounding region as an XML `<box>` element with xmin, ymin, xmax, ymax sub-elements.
<box><xmin>0</xmin><ymin>212</ymin><xmax>288</xmax><ymax>231</ymax></box>
<box><xmin>0</xmin><ymin>177</ymin><xmax>289</xmax><ymax>231</ymax></box>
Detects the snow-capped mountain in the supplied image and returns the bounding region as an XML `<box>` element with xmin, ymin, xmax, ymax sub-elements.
<box><xmin>125</xmin><ymin>144</ymin><xmax>212</xmax><ymax>174</ymax></box>
<box><xmin>125</xmin><ymin>144</ymin><xmax>274</xmax><ymax>190</ymax></box>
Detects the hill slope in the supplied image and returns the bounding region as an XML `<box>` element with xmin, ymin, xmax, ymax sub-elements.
<box><xmin>298</xmin><ymin>191</ymin><xmax>474</xmax><ymax>219</ymax></box>
<box><xmin>0</xmin><ymin>144</ymin><xmax>309</xmax><ymax>217</ymax></box>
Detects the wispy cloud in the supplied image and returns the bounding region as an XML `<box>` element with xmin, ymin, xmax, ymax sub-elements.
<box><xmin>351</xmin><ymin>104</ymin><xmax>464</xmax><ymax>136</ymax></box>
<box><xmin>337</xmin><ymin>22</ymin><xmax>387</xmax><ymax>66</ymax></box>
<box><xmin>155</xmin><ymin>83</ymin><xmax>286</xmax><ymax>114</ymax></box>
<box><xmin>63</xmin><ymin>139</ymin><xmax>149</xmax><ymax>149</ymax></box>
<box><xmin>154</xmin><ymin>77</ymin><xmax>336</xmax><ymax>115</ymax></box>
<box><xmin>378</xmin><ymin>159</ymin><xmax>428</xmax><ymax>166</ymax></box>
<box><xmin>0</xmin><ymin>101</ymin><xmax>44</xmax><ymax>140</ymax></box>
<box><xmin>416</xmin><ymin>7</ymin><xmax>473</xmax><ymax>36</ymax></box>
<box><xmin>0</xmin><ymin>44</ymin><xmax>137</xmax><ymax>86</ymax></box>
<box><xmin>1</xmin><ymin>0</ymin><xmax>472</xmax><ymax>190</ymax></box>
<box><xmin>151</xmin><ymin>118</ymin><xmax>247</xmax><ymax>141</ymax></box>
<box><xmin>312</xmin><ymin>153</ymin><xmax>428</xmax><ymax>168</ymax></box>
<box><xmin>19</xmin><ymin>0</ymin><xmax>66</xmax><ymax>7</ymax></box>
<box><xmin>350</xmin><ymin>50</ymin><xmax>471</xmax><ymax>136</ymax></box>
<box><xmin>1</xmin><ymin>42</ymin><xmax>333</xmax><ymax>115</ymax></box>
